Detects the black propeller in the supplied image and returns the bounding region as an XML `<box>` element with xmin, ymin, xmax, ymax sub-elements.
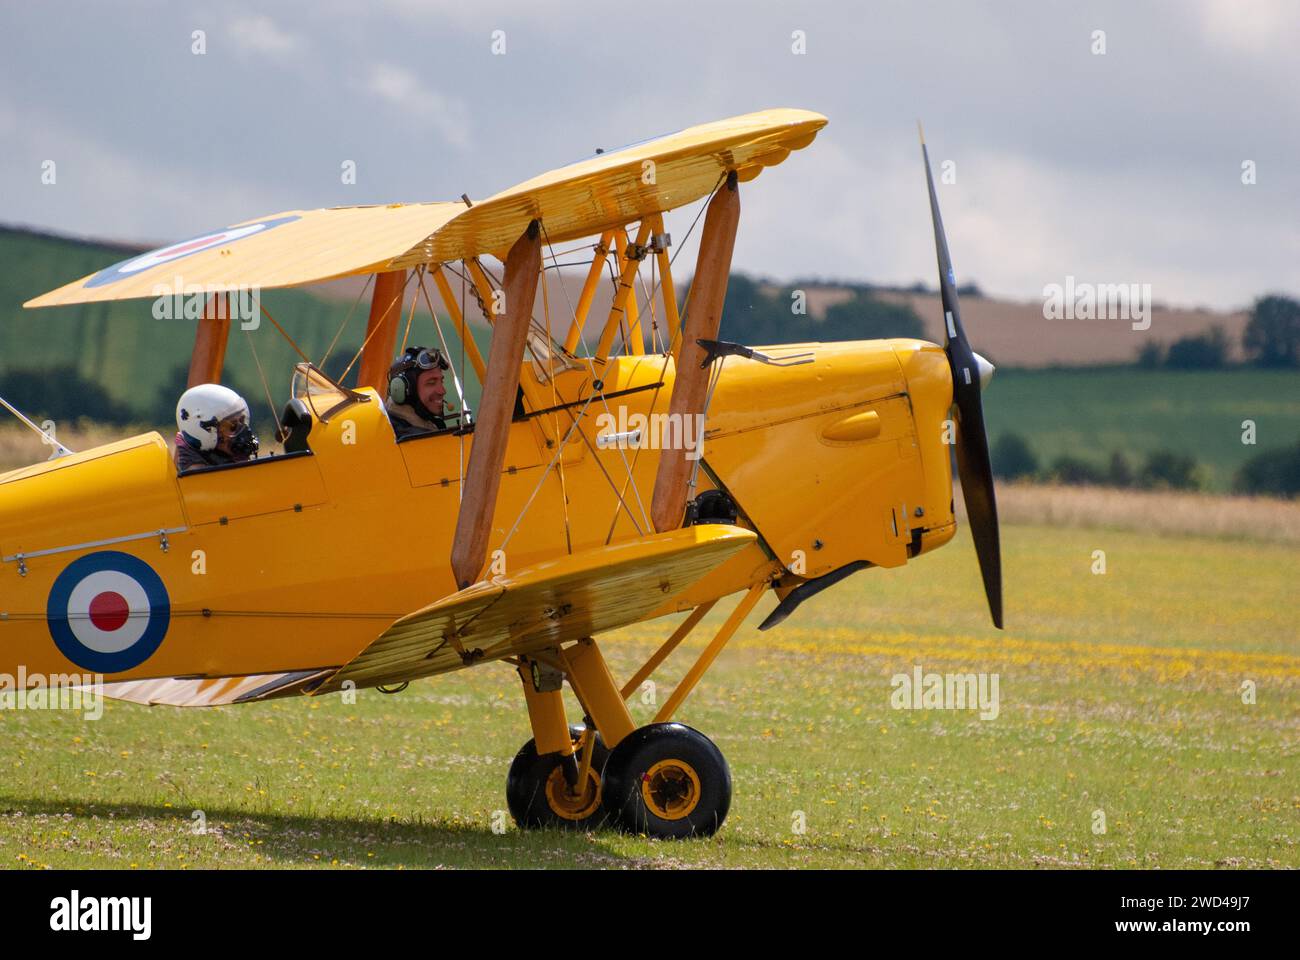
<box><xmin>919</xmin><ymin>126</ymin><xmax>1003</xmax><ymax>629</ymax></box>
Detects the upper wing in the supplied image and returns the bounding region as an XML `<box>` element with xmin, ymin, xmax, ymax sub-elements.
<box><xmin>388</xmin><ymin>107</ymin><xmax>827</xmax><ymax>267</ymax></box>
<box><xmin>311</xmin><ymin>524</ymin><xmax>759</xmax><ymax>694</ymax></box>
<box><xmin>25</xmin><ymin>108</ymin><xmax>826</xmax><ymax>309</ymax></box>
<box><xmin>24</xmin><ymin>203</ymin><xmax>462</xmax><ymax>308</ymax></box>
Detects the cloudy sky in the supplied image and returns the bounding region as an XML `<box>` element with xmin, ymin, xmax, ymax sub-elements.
<box><xmin>1</xmin><ymin>0</ymin><xmax>1296</xmax><ymax>310</ymax></box>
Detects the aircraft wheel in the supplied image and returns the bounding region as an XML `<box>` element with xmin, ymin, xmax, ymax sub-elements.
<box><xmin>506</xmin><ymin>724</ymin><xmax>609</xmax><ymax>830</ymax></box>
<box><xmin>601</xmin><ymin>723</ymin><xmax>731</xmax><ymax>839</ymax></box>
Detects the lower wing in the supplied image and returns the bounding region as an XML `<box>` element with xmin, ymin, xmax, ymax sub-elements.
<box><xmin>312</xmin><ymin>524</ymin><xmax>758</xmax><ymax>694</ymax></box>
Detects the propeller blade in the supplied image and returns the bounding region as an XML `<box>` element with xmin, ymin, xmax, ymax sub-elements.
<box><xmin>919</xmin><ymin>126</ymin><xmax>1003</xmax><ymax>629</ymax></box>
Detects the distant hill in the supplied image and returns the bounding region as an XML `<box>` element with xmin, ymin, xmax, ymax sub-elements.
<box><xmin>0</xmin><ymin>223</ymin><xmax>1258</xmax><ymax>432</ymax></box>
<box><xmin>2</xmin><ymin>224</ymin><xmax>1293</xmax><ymax>492</ymax></box>
<box><xmin>778</xmin><ymin>282</ymin><xmax>1251</xmax><ymax>368</ymax></box>
<box><xmin>982</xmin><ymin>367</ymin><xmax>1299</xmax><ymax>492</ymax></box>
<box><xmin>0</xmin><ymin>225</ymin><xmax>484</xmax><ymax>430</ymax></box>
<box><xmin>308</xmin><ymin>249</ymin><xmax>1252</xmax><ymax>367</ymax></box>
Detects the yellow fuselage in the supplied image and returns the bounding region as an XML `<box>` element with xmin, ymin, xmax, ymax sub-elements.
<box><xmin>0</xmin><ymin>338</ymin><xmax>955</xmax><ymax>686</ymax></box>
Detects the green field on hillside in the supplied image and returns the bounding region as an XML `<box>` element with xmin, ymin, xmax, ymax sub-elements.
<box><xmin>1</xmin><ymin>230</ymin><xmax>353</xmax><ymax>408</ymax></box>
<box><xmin>2</xmin><ymin>523</ymin><xmax>1295</xmax><ymax>869</ymax></box>
<box><xmin>0</xmin><ymin>228</ymin><xmax>487</xmax><ymax>429</ymax></box>
<box><xmin>983</xmin><ymin>368</ymin><xmax>1300</xmax><ymax>491</ymax></box>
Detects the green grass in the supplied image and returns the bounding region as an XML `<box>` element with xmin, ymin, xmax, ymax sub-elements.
<box><xmin>2</xmin><ymin>522</ymin><xmax>1295</xmax><ymax>869</ymax></box>
<box><xmin>983</xmin><ymin>367</ymin><xmax>1300</xmax><ymax>491</ymax></box>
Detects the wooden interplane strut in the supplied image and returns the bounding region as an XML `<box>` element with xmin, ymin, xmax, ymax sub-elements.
<box><xmin>187</xmin><ymin>293</ymin><xmax>231</xmax><ymax>387</ymax></box>
<box><xmin>430</xmin><ymin>265</ymin><xmax>487</xmax><ymax>384</ymax></box>
<box><xmin>356</xmin><ymin>270</ymin><xmax>408</xmax><ymax>392</ymax></box>
<box><xmin>450</xmin><ymin>220</ymin><xmax>542</xmax><ymax>589</ymax></box>
<box><xmin>650</xmin><ymin>172</ymin><xmax>740</xmax><ymax>532</ymax></box>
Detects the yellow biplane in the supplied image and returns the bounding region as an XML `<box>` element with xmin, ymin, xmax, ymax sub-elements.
<box><xmin>3</xmin><ymin>109</ymin><xmax>1001</xmax><ymax>838</ymax></box>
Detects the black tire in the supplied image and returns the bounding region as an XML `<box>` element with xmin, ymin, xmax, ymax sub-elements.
<box><xmin>601</xmin><ymin>723</ymin><xmax>731</xmax><ymax>839</ymax></box>
<box><xmin>506</xmin><ymin>724</ymin><xmax>609</xmax><ymax>830</ymax></box>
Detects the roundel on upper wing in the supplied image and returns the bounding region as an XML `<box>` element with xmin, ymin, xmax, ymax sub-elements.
<box><xmin>46</xmin><ymin>551</ymin><xmax>171</xmax><ymax>673</ymax></box>
<box><xmin>83</xmin><ymin>214</ymin><xmax>301</xmax><ymax>289</ymax></box>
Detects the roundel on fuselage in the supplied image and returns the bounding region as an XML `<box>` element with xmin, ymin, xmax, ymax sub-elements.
<box><xmin>46</xmin><ymin>551</ymin><xmax>171</xmax><ymax>673</ymax></box>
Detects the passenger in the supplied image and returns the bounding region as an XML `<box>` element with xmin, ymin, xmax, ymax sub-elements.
<box><xmin>174</xmin><ymin>383</ymin><xmax>260</xmax><ymax>472</ymax></box>
<box><xmin>386</xmin><ymin>346</ymin><xmax>449</xmax><ymax>439</ymax></box>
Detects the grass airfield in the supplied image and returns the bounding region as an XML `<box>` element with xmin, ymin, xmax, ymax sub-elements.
<box><xmin>2</xmin><ymin>522</ymin><xmax>1295</xmax><ymax>869</ymax></box>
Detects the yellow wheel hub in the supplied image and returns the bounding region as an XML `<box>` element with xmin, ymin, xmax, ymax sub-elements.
<box><xmin>640</xmin><ymin>759</ymin><xmax>701</xmax><ymax>820</ymax></box>
<box><xmin>544</xmin><ymin>765</ymin><xmax>602</xmax><ymax>821</ymax></box>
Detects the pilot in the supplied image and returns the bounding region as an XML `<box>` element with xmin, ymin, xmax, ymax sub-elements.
<box><xmin>174</xmin><ymin>383</ymin><xmax>260</xmax><ymax>472</ymax></box>
<box><xmin>386</xmin><ymin>346</ymin><xmax>449</xmax><ymax>439</ymax></box>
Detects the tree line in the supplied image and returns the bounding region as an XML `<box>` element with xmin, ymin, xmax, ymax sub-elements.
<box><xmin>992</xmin><ymin>431</ymin><xmax>1300</xmax><ymax>498</ymax></box>
<box><xmin>1138</xmin><ymin>294</ymin><xmax>1300</xmax><ymax>369</ymax></box>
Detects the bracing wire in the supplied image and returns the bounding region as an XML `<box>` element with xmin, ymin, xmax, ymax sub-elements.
<box><xmin>416</xmin><ymin>271</ymin><xmax>471</xmax><ymax>422</ymax></box>
<box><xmin>539</xmin><ymin>221</ymin><xmax>653</xmax><ymax>533</ymax></box>
<box><xmin>539</xmin><ymin>259</ymin><xmax>574</xmax><ymax>555</ymax></box>
<box><xmin>319</xmin><ymin>273</ymin><xmax>375</xmax><ymax>372</ymax></box>
<box><xmin>338</xmin><ymin>270</ymin><xmax>420</xmax><ymax>383</ymax></box>
<box><xmin>588</xmin><ymin>176</ymin><xmax>725</xmax><ymax>541</ymax></box>
<box><xmin>242</xmin><ymin>325</ymin><xmax>282</xmax><ymax>439</ymax></box>
<box><xmin>399</xmin><ymin>264</ymin><xmax>423</xmax><ymax>353</ymax></box>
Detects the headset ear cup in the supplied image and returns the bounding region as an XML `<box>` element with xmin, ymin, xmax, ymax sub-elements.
<box><xmin>389</xmin><ymin>375</ymin><xmax>407</xmax><ymax>405</ymax></box>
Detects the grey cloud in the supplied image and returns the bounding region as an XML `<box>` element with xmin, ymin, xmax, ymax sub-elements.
<box><xmin>0</xmin><ymin>0</ymin><xmax>1295</xmax><ymax>309</ymax></box>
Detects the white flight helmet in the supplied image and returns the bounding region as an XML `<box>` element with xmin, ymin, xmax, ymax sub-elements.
<box><xmin>176</xmin><ymin>383</ymin><xmax>250</xmax><ymax>452</ymax></box>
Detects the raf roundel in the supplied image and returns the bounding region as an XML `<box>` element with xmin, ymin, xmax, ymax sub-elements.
<box><xmin>83</xmin><ymin>214</ymin><xmax>301</xmax><ymax>289</ymax></box>
<box><xmin>46</xmin><ymin>551</ymin><xmax>171</xmax><ymax>674</ymax></box>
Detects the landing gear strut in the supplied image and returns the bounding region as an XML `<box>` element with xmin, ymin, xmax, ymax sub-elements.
<box><xmin>505</xmin><ymin>721</ymin><xmax>731</xmax><ymax>838</ymax></box>
<box><xmin>508</xmin><ymin>587</ymin><xmax>763</xmax><ymax>839</ymax></box>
